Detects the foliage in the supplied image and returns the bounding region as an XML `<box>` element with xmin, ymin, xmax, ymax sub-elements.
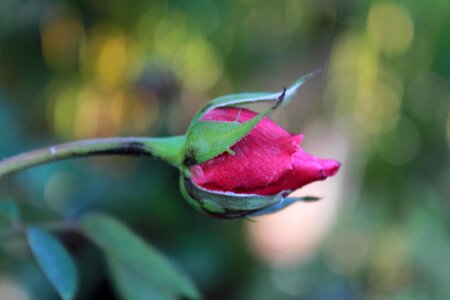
<box><xmin>0</xmin><ymin>0</ymin><xmax>449</xmax><ymax>299</ymax></box>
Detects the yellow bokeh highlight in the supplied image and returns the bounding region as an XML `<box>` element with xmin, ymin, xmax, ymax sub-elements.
<box><xmin>367</xmin><ymin>3</ymin><xmax>414</xmax><ymax>56</ymax></box>
<box><xmin>47</xmin><ymin>82</ymin><xmax>79</xmax><ymax>139</ymax></box>
<box><xmin>80</xmin><ymin>29</ymin><xmax>138</xmax><ymax>89</ymax></box>
<box><xmin>173</xmin><ymin>37</ymin><xmax>223</xmax><ymax>91</ymax></box>
<box><xmin>95</xmin><ymin>35</ymin><xmax>129</xmax><ymax>88</ymax></box>
<box><xmin>353</xmin><ymin>80</ymin><xmax>401</xmax><ymax>134</ymax></box>
<box><xmin>326</xmin><ymin>31</ymin><xmax>404</xmax><ymax>136</ymax></box>
<box><xmin>152</xmin><ymin>13</ymin><xmax>224</xmax><ymax>92</ymax></box>
<box><xmin>369</xmin><ymin>230</ymin><xmax>412</xmax><ymax>291</ymax></box>
<box><xmin>74</xmin><ymin>86</ymin><xmax>101</xmax><ymax>138</ymax></box>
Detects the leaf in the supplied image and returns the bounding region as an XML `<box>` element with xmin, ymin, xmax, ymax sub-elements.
<box><xmin>0</xmin><ymin>199</ymin><xmax>20</xmax><ymax>224</ymax></box>
<box><xmin>26</xmin><ymin>227</ymin><xmax>78</xmax><ymax>300</ymax></box>
<box><xmin>107</xmin><ymin>256</ymin><xmax>173</xmax><ymax>300</ymax></box>
<box><xmin>191</xmin><ymin>70</ymin><xmax>320</xmax><ymax>123</ymax></box>
<box><xmin>80</xmin><ymin>213</ymin><xmax>200</xmax><ymax>300</ymax></box>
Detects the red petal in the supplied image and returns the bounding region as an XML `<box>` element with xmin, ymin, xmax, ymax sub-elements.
<box><xmin>191</xmin><ymin>107</ymin><xmax>340</xmax><ymax>195</ymax></box>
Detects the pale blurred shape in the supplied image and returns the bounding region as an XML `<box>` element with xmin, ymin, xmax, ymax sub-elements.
<box><xmin>74</xmin><ymin>86</ymin><xmax>100</xmax><ymax>138</ymax></box>
<box><xmin>153</xmin><ymin>13</ymin><xmax>223</xmax><ymax>92</ymax></box>
<box><xmin>246</xmin><ymin>124</ymin><xmax>349</xmax><ymax>266</ymax></box>
<box><xmin>48</xmin><ymin>81</ymin><xmax>79</xmax><ymax>139</ymax></box>
<box><xmin>270</xmin><ymin>266</ymin><xmax>316</xmax><ymax>297</ymax></box>
<box><xmin>367</xmin><ymin>3</ymin><xmax>414</xmax><ymax>56</ymax></box>
<box><xmin>248</xmin><ymin>0</ymin><xmax>304</xmax><ymax>38</ymax></box>
<box><xmin>153</xmin><ymin>12</ymin><xmax>186</xmax><ymax>59</ymax></box>
<box><xmin>326</xmin><ymin>31</ymin><xmax>404</xmax><ymax>136</ymax></box>
<box><xmin>173</xmin><ymin>37</ymin><xmax>223</xmax><ymax>91</ymax></box>
<box><xmin>407</xmin><ymin>73</ymin><xmax>450</xmax><ymax>123</ymax></box>
<box><xmin>44</xmin><ymin>171</ymin><xmax>81</xmax><ymax>213</ymax></box>
<box><xmin>369</xmin><ymin>230</ymin><xmax>412</xmax><ymax>291</ymax></box>
<box><xmin>0</xmin><ymin>276</ymin><xmax>31</xmax><ymax>300</ymax></box>
<box><xmin>353</xmin><ymin>80</ymin><xmax>402</xmax><ymax>134</ymax></box>
<box><xmin>95</xmin><ymin>34</ymin><xmax>130</xmax><ymax>88</ymax></box>
<box><xmin>324</xmin><ymin>229</ymin><xmax>370</xmax><ymax>275</ymax></box>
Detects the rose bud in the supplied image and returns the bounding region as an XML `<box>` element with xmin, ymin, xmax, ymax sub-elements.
<box><xmin>179</xmin><ymin>71</ymin><xmax>340</xmax><ymax>219</ymax></box>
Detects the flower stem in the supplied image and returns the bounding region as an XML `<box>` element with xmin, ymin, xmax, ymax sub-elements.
<box><xmin>0</xmin><ymin>136</ymin><xmax>186</xmax><ymax>178</ymax></box>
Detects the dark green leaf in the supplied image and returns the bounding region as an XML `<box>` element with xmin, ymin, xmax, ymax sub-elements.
<box><xmin>0</xmin><ymin>199</ymin><xmax>20</xmax><ymax>225</ymax></box>
<box><xmin>80</xmin><ymin>213</ymin><xmax>200</xmax><ymax>300</ymax></box>
<box><xmin>26</xmin><ymin>227</ymin><xmax>78</xmax><ymax>300</ymax></box>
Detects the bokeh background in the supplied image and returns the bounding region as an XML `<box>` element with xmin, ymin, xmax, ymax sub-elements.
<box><xmin>0</xmin><ymin>0</ymin><xmax>449</xmax><ymax>299</ymax></box>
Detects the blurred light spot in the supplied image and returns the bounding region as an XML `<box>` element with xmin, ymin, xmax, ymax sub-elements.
<box><xmin>249</xmin><ymin>0</ymin><xmax>304</xmax><ymax>38</ymax></box>
<box><xmin>41</xmin><ymin>11</ymin><xmax>84</xmax><ymax>70</ymax></box>
<box><xmin>173</xmin><ymin>37</ymin><xmax>223</xmax><ymax>91</ymax></box>
<box><xmin>324</xmin><ymin>230</ymin><xmax>369</xmax><ymax>275</ymax></box>
<box><xmin>367</xmin><ymin>3</ymin><xmax>414</xmax><ymax>56</ymax></box>
<box><xmin>95</xmin><ymin>34</ymin><xmax>130</xmax><ymax>88</ymax></box>
<box><xmin>136</xmin><ymin>4</ymin><xmax>167</xmax><ymax>49</ymax></box>
<box><xmin>353</xmin><ymin>80</ymin><xmax>402</xmax><ymax>134</ymax></box>
<box><xmin>369</xmin><ymin>230</ymin><xmax>412</xmax><ymax>291</ymax></box>
<box><xmin>0</xmin><ymin>276</ymin><xmax>31</xmax><ymax>300</ymax></box>
<box><xmin>377</xmin><ymin>115</ymin><xmax>420</xmax><ymax>165</ymax></box>
<box><xmin>81</xmin><ymin>29</ymin><xmax>137</xmax><ymax>89</ymax></box>
<box><xmin>325</xmin><ymin>33</ymin><xmax>378</xmax><ymax>117</ymax></box>
<box><xmin>152</xmin><ymin>13</ymin><xmax>223</xmax><ymax>92</ymax></box>
<box><xmin>153</xmin><ymin>12</ymin><xmax>187</xmax><ymax>59</ymax></box>
<box><xmin>407</xmin><ymin>73</ymin><xmax>450</xmax><ymax>123</ymax></box>
<box><xmin>44</xmin><ymin>171</ymin><xmax>82</xmax><ymax>214</ymax></box>
<box><xmin>48</xmin><ymin>82</ymin><xmax>79</xmax><ymax>139</ymax></box>
<box><xmin>326</xmin><ymin>32</ymin><xmax>404</xmax><ymax>135</ymax></box>
<box><xmin>270</xmin><ymin>266</ymin><xmax>316</xmax><ymax>297</ymax></box>
<box><xmin>122</xmin><ymin>92</ymin><xmax>159</xmax><ymax>134</ymax></box>
<box><xmin>74</xmin><ymin>86</ymin><xmax>100</xmax><ymax>138</ymax></box>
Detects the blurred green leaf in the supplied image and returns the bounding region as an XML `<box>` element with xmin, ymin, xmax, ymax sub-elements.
<box><xmin>26</xmin><ymin>226</ymin><xmax>78</xmax><ymax>300</ymax></box>
<box><xmin>107</xmin><ymin>256</ymin><xmax>172</xmax><ymax>300</ymax></box>
<box><xmin>0</xmin><ymin>198</ymin><xmax>20</xmax><ymax>225</ymax></box>
<box><xmin>80</xmin><ymin>213</ymin><xmax>200</xmax><ymax>300</ymax></box>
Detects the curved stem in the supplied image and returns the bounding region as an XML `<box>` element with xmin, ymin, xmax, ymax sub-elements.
<box><xmin>0</xmin><ymin>136</ymin><xmax>186</xmax><ymax>178</ymax></box>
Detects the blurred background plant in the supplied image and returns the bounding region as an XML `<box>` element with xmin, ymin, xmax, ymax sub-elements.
<box><xmin>0</xmin><ymin>0</ymin><xmax>449</xmax><ymax>299</ymax></box>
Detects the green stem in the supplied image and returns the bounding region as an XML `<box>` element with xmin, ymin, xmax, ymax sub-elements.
<box><xmin>0</xmin><ymin>136</ymin><xmax>186</xmax><ymax>178</ymax></box>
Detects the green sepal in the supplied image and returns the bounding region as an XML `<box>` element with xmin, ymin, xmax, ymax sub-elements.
<box><xmin>184</xmin><ymin>89</ymin><xmax>285</xmax><ymax>166</ymax></box>
<box><xmin>180</xmin><ymin>175</ymin><xmax>286</xmax><ymax>219</ymax></box>
<box><xmin>191</xmin><ymin>70</ymin><xmax>320</xmax><ymax>123</ymax></box>
<box><xmin>143</xmin><ymin>135</ymin><xmax>186</xmax><ymax>169</ymax></box>
<box><xmin>246</xmin><ymin>196</ymin><xmax>321</xmax><ymax>218</ymax></box>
